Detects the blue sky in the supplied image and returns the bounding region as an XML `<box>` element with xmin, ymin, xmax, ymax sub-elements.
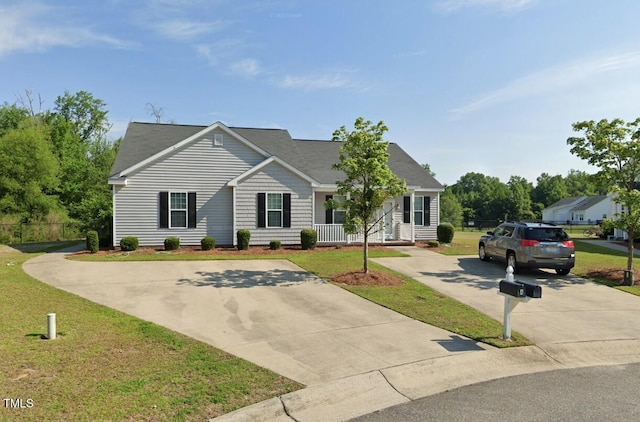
<box><xmin>1</xmin><ymin>0</ymin><xmax>640</xmax><ymax>186</ymax></box>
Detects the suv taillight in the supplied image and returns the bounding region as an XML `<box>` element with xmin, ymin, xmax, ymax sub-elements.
<box><xmin>520</xmin><ymin>239</ymin><xmax>539</xmax><ymax>247</ymax></box>
<box><xmin>562</xmin><ymin>240</ymin><xmax>574</xmax><ymax>247</ymax></box>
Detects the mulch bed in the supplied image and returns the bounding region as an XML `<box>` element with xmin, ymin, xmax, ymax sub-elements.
<box><xmin>585</xmin><ymin>268</ymin><xmax>640</xmax><ymax>286</ymax></box>
<box><xmin>331</xmin><ymin>270</ymin><xmax>404</xmax><ymax>286</ymax></box>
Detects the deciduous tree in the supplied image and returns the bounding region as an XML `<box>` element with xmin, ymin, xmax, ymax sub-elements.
<box><xmin>568</xmin><ymin>118</ymin><xmax>640</xmax><ymax>285</ymax></box>
<box><xmin>330</xmin><ymin>117</ymin><xmax>407</xmax><ymax>273</ymax></box>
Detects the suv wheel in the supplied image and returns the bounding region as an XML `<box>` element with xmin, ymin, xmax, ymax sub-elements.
<box><xmin>479</xmin><ymin>244</ymin><xmax>490</xmax><ymax>261</ymax></box>
<box><xmin>556</xmin><ymin>268</ymin><xmax>570</xmax><ymax>276</ymax></box>
<box><xmin>506</xmin><ymin>252</ymin><xmax>518</xmax><ymax>273</ymax></box>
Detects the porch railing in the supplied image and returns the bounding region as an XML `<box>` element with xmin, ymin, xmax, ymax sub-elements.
<box><xmin>314</xmin><ymin>224</ymin><xmax>408</xmax><ymax>244</ymax></box>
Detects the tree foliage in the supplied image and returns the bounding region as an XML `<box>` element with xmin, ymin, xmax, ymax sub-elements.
<box><xmin>331</xmin><ymin>117</ymin><xmax>407</xmax><ymax>273</ymax></box>
<box><xmin>568</xmin><ymin>117</ymin><xmax>640</xmax><ymax>285</ymax></box>
<box><xmin>0</xmin><ymin>91</ymin><xmax>119</xmax><ymax>242</ymax></box>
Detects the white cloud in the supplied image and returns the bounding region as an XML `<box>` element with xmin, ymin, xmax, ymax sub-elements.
<box><xmin>276</xmin><ymin>69</ymin><xmax>370</xmax><ymax>92</ymax></box>
<box><xmin>196</xmin><ymin>39</ymin><xmax>246</xmax><ymax>66</ymax></box>
<box><xmin>0</xmin><ymin>3</ymin><xmax>134</xmax><ymax>56</ymax></box>
<box><xmin>150</xmin><ymin>19</ymin><xmax>230</xmax><ymax>40</ymax></box>
<box><xmin>230</xmin><ymin>58</ymin><xmax>262</xmax><ymax>78</ymax></box>
<box><xmin>436</xmin><ymin>0</ymin><xmax>537</xmax><ymax>13</ymax></box>
<box><xmin>451</xmin><ymin>50</ymin><xmax>640</xmax><ymax>117</ymax></box>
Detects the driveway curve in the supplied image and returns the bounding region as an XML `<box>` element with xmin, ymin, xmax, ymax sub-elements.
<box><xmin>23</xmin><ymin>248</ymin><xmax>493</xmax><ymax>386</ymax></box>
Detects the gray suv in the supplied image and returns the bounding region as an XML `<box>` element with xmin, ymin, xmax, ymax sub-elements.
<box><xmin>478</xmin><ymin>222</ymin><xmax>575</xmax><ymax>275</ymax></box>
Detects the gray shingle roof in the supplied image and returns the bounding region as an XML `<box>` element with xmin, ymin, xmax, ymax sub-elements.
<box><xmin>110</xmin><ymin>122</ymin><xmax>443</xmax><ymax>190</ymax></box>
<box><xmin>570</xmin><ymin>195</ymin><xmax>608</xmax><ymax>212</ymax></box>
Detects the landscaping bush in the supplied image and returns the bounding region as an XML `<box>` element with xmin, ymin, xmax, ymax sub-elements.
<box><xmin>120</xmin><ymin>236</ymin><xmax>139</xmax><ymax>251</ymax></box>
<box><xmin>437</xmin><ymin>223</ymin><xmax>455</xmax><ymax>244</ymax></box>
<box><xmin>164</xmin><ymin>236</ymin><xmax>180</xmax><ymax>251</ymax></box>
<box><xmin>300</xmin><ymin>228</ymin><xmax>317</xmax><ymax>250</ymax></box>
<box><xmin>237</xmin><ymin>229</ymin><xmax>251</xmax><ymax>250</ymax></box>
<box><xmin>85</xmin><ymin>230</ymin><xmax>99</xmax><ymax>253</ymax></box>
<box><xmin>269</xmin><ymin>239</ymin><xmax>281</xmax><ymax>250</ymax></box>
<box><xmin>427</xmin><ymin>240</ymin><xmax>440</xmax><ymax>248</ymax></box>
<box><xmin>600</xmin><ymin>219</ymin><xmax>615</xmax><ymax>238</ymax></box>
<box><xmin>201</xmin><ymin>236</ymin><xmax>215</xmax><ymax>251</ymax></box>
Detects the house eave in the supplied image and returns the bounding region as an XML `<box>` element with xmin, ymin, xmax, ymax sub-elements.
<box><xmin>108</xmin><ymin>177</ymin><xmax>127</xmax><ymax>186</ymax></box>
<box><xmin>227</xmin><ymin>156</ymin><xmax>319</xmax><ymax>187</ymax></box>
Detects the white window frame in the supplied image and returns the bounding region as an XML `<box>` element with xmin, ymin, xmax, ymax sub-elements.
<box><xmin>170</xmin><ymin>192</ymin><xmax>187</xmax><ymax>228</ymax></box>
<box><xmin>414</xmin><ymin>196</ymin><xmax>424</xmax><ymax>226</ymax></box>
<box><xmin>267</xmin><ymin>192</ymin><xmax>283</xmax><ymax>228</ymax></box>
<box><xmin>213</xmin><ymin>133</ymin><xmax>224</xmax><ymax>146</ymax></box>
<box><xmin>333</xmin><ymin>195</ymin><xmax>347</xmax><ymax>224</ymax></box>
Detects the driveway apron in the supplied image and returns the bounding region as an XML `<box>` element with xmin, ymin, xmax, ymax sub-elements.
<box><xmin>23</xmin><ymin>250</ymin><xmax>493</xmax><ymax>386</ymax></box>
<box><xmin>373</xmin><ymin>247</ymin><xmax>640</xmax><ymax>345</ymax></box>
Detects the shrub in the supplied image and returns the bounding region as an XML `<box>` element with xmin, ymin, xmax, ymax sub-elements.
<box><xmin>600</xmin><ymin>219</ymin><xmax>615</xmax><ymax>238</ymax></box>
<box><xmin>120</xmin><ymin>236</ymin><xmax>139</xmax><ymax>251</ymax></box>
<box><xmin>201</xmin><ymin>236</ymin><xmax>216</xmax><ymax>251</ymax></box>
<box><xmin>164</xmin><ymin>236</ymin><xmax>180</xmax><ymax>251</ymax></box>
<box><xmin>269</xmin><ymin>239</ymin><xmax>281</xmax><ymax>250</ymax></box>
<box><xmin>85</xmin><ymin>230</ymin><xmax>99</xmax><ymax>253</ymax></box>
<box><xmin>427</xmin><ymin>240</ymin><xmax>440</xmax><ymax>248</ymax></box>
<box><xmin>437</xmin><ymin>223</ymin><xmax>455</xmax><ymax>244</ymax></box>
<box><xmin>237</xmin><ymin>229</ymin><xmax>251</xmax><ymax>250</ymax></box>
<box><xmin>300</xmin><ymin>228</ymin><xmax>317</xmax><ymax>250</ymax></box>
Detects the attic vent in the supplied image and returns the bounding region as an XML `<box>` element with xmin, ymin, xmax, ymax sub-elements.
<box><xmin>213</xmin><ymin>133</ymin><xmax>224</xmax><ymax>146</ymax></box>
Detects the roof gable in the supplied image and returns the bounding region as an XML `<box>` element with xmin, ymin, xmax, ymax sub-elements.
<box><xmin>110</xmin><ymin>122</ymin><xmax>443</xmax><ymax>190</ymax></box>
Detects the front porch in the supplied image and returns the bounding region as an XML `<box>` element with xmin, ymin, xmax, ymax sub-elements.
<box><xmin>314</xmin><ymin>222</ymin><xmax>414</xmax><ymax>244</ymax></box>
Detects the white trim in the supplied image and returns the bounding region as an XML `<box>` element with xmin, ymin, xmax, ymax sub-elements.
<box><xmin>266</xmin><ymin>192</ymin><xmax>284</xmax><ymax>228</ymax></box>
<box><xmin>227</xmin><ymin>156</ymin><xmax>319</xmax><ymax>187</ymax></box>
<box><xmin>112</xmin><ymin>185</ymin><xmax>117</xmax><ymax>247</ymax></box>
<box><xmin>116</xmin><ymin>122</ymin><xmax>271</xmax><ymax>178</ymax></box>
<box><xmin>169</xmin><ymin>191</ymin><xmax>188</xmax><ymax>229</ymax></box>
<box><xmin>232</xmin><ymin>186</ymin><xmax>237</xmax><ymax>247</ymax></box>
<box><xmin>108</xmin><ymin>177</ymin><xmax>127</xmax><ymax>186</ymax></box>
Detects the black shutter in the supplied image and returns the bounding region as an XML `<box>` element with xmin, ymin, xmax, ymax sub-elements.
<box><xmin>283</xmin><ymin>193</ymin><xmax>291</xmax><ymax>228</ymax></box>
<box><xmin>159</xmin><ymin>191</ymin><xmax>169</xmax><ymax>228</ymax></box>
<box><xmin>424</xmin><ymin>196</ymin><xmax>431</xmax><ymax>226</ymax></box>
<box><xmin>188</xmin><ymin>192</ymin><xmax>197</xmax><ymax>228</ymax></box>
<box><xmin>257</xmin><ymin>193</ymin><xmax>266</xmax><ymax>228</ymax></box>
<box><xmin>403</xmin><ymin>196</ymin><xmax>411</xmax><ymax>224</ymax></box>
<box><xmin>325</xmin><ymin>195</ymin><xmax>333</xmax><ymax>224</ymax></box>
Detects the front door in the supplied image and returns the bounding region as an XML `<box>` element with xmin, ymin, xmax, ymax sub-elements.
<box><xmin>384</xmin><ymin>201</ymin><xmax>394</xmax><ymax>240</ymax></box>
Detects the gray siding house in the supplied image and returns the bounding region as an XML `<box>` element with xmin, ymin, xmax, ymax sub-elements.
<box><xmin>108</xmin><ymin>122</ymin><xmax>444</xmax><ymax>247</ymax></box>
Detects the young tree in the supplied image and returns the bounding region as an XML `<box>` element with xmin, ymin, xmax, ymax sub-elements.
<box><xmin>440</xmin><ymin>187</ymin><xmax>463</xmax><ymax>227</ymax></box>
<box><xmin>330</xmin><ymin>117</ymin><xmax>407</xmax><ymax>273</ymax></box>
<box><xmin>568</xmin><ymin>118</ymin><xmax>640</xmax><ymax>285</ymax></box>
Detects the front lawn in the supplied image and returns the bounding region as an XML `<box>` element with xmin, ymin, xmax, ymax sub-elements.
<box><xmin>0</xmin><ymin>245</ymin><xmax>301</xmax><ymax>420</ymax></box>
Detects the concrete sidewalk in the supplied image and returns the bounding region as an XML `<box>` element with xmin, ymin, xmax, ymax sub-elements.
<box><xmin>22</xmin><ymin>246</ymin><xmax>640</xmax><ymax>421</ymax></box>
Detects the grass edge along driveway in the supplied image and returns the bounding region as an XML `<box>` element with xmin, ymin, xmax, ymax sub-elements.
<box><xmin>1</xmin><ymin>245</ymin><xmax>301</xmax><ymax>421</ymax></box>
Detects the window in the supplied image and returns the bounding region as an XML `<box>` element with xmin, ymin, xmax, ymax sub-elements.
<box><xmin>333</xmin><ymin>195</ymin><xmax>347</xmax><ymax>224</ymax></box>
<box><xmin>159</xmin><ymin>191</ymin><xmax>197</xmax><ymax>229</ymax></box>
<box><xmin>268</xmin><ymin>193</ymin><xmax>283</xmax><ymax>227</ymax></box>
<box><xmin>414</xmin><ymin>196</ymin><xmax>424</xmax><ymax>226</ymax></box>
<box><xmin>213</xmin><ymin>133</ymin><xmax>224</xmax><ymax>146</ymax></box>
<box><xmin>171</xmin><ymin>193</ymin><xmax>187</xmax><ymax>228</ymax></box>
<box><xmin>257</xmin><ymin>193</ymin><xmax>291</xmax><ymax>228</ymax></box>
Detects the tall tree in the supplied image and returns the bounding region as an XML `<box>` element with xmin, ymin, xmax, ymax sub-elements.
<box><xmin>531</xmin><ymin>173</ymin><xmax>568</xmax><ymax>207</ymax></box>
<box><xmin>568</xmin><ymin>118</ymin><xmax>640</xmax><ymax>285</ymax></box>
<box><xmin>330</xmin><ymin>117</ymin><xmax>407</xmax><ymax>273</ymax></box>
<box><xmin>54</xmin><ymin>90</ymin><xmax>110</xmax><ymax>142</ymax></box>
<box><xmin>440</xmin><ymin>187</ymin><xmax>463</xmax><ymax>226</ymax></box>
<box><xmin>0</xmin><ymin>119</ymin><xmax>59</xmax><ymax>220</ymax></box>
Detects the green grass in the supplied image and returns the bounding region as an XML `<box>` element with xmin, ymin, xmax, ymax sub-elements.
<box><xmin>287</xmin><ymin>252</ymin><xmax>530</xmax><ymax>348</ymax></box>
<box><xmin>0</xmin><ymin>245</ymin><xmax>301</xmax><ymax>420</ymax></box>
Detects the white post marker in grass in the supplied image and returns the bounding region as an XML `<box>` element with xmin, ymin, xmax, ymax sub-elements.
<box><xmin>47</xmin><ymin>313</ymin><xmax>56</xmax><ymax>340</ymax></box>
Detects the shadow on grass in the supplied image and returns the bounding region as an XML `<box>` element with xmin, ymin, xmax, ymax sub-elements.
<box><xmin>177</xmin><ymin>268</ymin><xmax>324</xmax><ymax>288</ymax></box>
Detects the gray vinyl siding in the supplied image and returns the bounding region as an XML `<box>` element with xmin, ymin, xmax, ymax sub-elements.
<box><xmin>414</xmin><ymin>192</ymin><xmax>439</xmax><ymax>241</ymax></box>
<box><xmin>114</xmin><ymin>130</ymin><xmax>264</xmax><ymax>246</ymax></box>
<box><xmin>235</xmin><ymin>162</ymin><xmax>313</xmax><ymax>245</ymax></box>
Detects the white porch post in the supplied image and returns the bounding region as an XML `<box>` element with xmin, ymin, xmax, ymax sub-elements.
<box><xmin>411</xmin><ymin>192</ymin><xmax>415</xmax><ymax>243</ymax></box>
<box><xmin>112</xmin><ymin>185</ymin><xmax>117</xmax><ymax>248</ymax></box>
<box><xmin>232</xmin><ymin>186</ymin><xmax>237</xmax><ymax>247</ymax></box>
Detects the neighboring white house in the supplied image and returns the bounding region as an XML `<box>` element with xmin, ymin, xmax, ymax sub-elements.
<box><xmin>542</xmin><ymin>194</ymin><xmax>615</xmax><ymax>225</ymax></box>
<box><xmin>108</xmin><ymin>121</ymin><xmax>444</xmax><ymax>247</ymax></box>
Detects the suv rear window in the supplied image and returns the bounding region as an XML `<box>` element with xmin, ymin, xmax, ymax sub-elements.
<box><xmin>523</xmin><ymin>228</ymin><xmax>569</xmax><ymax>242</ymax></box>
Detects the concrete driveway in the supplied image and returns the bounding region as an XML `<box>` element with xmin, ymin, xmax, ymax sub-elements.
<box><xmin>23</xmin><ymin>248</ymin><xmax>493</xmax><ymax>386</ymax></box>
<box><xmin>374</xmin><ymin>247</ymin><xmax>640</xmax><ymax>345</ymax></box>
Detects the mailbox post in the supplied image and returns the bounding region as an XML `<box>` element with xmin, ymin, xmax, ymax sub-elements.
<box><xmin>498</xmin><ymin>267</ymin><xmax>542</xmax><ymax>341</ymax></box>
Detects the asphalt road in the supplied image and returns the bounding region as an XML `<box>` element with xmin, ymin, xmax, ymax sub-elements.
<box><xmin>350</xmin><ymin>363</ymin><xmax>640</xmax><ymax>422</ymax></box>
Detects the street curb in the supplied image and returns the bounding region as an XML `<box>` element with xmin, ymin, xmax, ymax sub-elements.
<box><xmin>211</xmin><ymin>340</ymin><xmax>640</xmax><ymax>422</ymax></box>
